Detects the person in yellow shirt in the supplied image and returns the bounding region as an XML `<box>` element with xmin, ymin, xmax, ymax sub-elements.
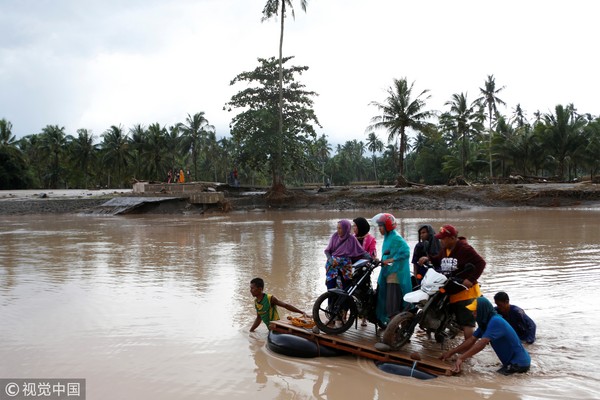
<box><xmin>418</xmin><ymin>225</ymin><xmax>486</xmax><ymax>339</ymax></box>
<box><xmin>249</xmin><ymin>277</ymin><xmax>306</xmax><ymax>332</ymax></box>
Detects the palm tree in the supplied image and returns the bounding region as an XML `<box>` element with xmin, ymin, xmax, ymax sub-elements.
<box><xmin>507</xmin><ymin>125</ymin><xmax>541</xmax><ymax>176</ymax></box>
<box><xmin>18</xmin><ymin>134</ymin><xmax>44</xmax><ymax>186</ymax></box>
<box><xmin>0</xmin><ymin>118</ymin><xmax>22</xmax><ymax>163</ymax></box>
<box><xmin>341</xmin><ymin>140</ymin><xmax>366</xmax><ymax>182</ymax></box>
<box><xmin>204</xmin><ymin>131</ymin><xmax>221</xmax><ymax>182</ymax></box>
<box><xmin>368</xmin><ymin>78</ymin><xmax>434</xmax><ymax>186</ymax></box>
<box><xmin>69</xmin><ymin>129</ymin><xmax>98</xmax><ymax>188</ymax></box>
<box><xmin>439</xmin><ymin>93</ymin><xmax>485</xmax><ymax>177</ymax></box>
<box><xmin>541</xmin><ymin>104</ymin><xmax>587</xmax><ymax>180</ymax></box>
<box><xmin>142</xmin><ymin>123</ymin><xmax>169</xmax><ymax>181</ymax></box>
<box><xmin>178</xmin><ymin>112</ymin><xmax>214</xmax><ymax>181</ymax></box>
<box><xmin>165</xmin><ymin>125</ymin><xmax>182</xmax><ymax>178</ymax></box>
<box><xmin>261</xmin><ymin>0</ymin><xmax>308</xmax><ymax>190</ymax></box>
<box><xmin>0</xmin><ymin>119</ymin><xmax>17</xmax><ymax>148</ymax></box>
<box><xmin>312</xmin><ymin>134</ymin><xmax>331</xmax><ymax>184</ymax></box>
<box><xmin>582</xmin><ymin>117</ymin><xmax>600</xmax><ymax>180</ymax></box>
<box><xmin>0</xmin><ymin>118</ymin><xmax>30</xmax><ymax>189</ymax></box>
<box><xmin>511</xmin><ymin>104</ymin><xmax>528</xmax><ymax>129</ymax></box>
<box><xmin>40</xmin><ymin>125</ymin><xmax>68</xmax><ymax>188</ymax></box>
<box><xmin>218</xmin><ymin>137</ymin><xmax>237</xmax><ymax>182</ymax></box>
<box><xmin>101</xmin><ymin>125</ymin><xmax>130</xmax><ymax>187</ymax></box>
<box><xmin>129</xmin><ymin>124</ymin><xmax>147</xmax><ymax>180</ymax></box>
<box><xmin>366</xmin><ymin>132</ymin><xmax>383</xmax><ymax>182</ymax></box>
<box><xmin>476</xmin><ymin>75</ymin><xmax>506</xmax><ymax>179</ymax></box>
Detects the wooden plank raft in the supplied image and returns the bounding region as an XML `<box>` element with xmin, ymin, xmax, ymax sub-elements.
<box><xmin>269</xmin><ymin>320</ymin><xmax>455</xmax><ymax>376</ymax></box>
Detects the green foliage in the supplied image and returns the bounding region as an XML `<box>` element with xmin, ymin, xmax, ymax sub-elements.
<box><xmin>0</xmin><ymin>118</ymin><xmax>32</xmax><ymax>189</ymax></box>
<box><xmin>439</xmin><ymin>93</ymin><xmax>486</xmax><ymax>178</ymax></box>
<box><xmin>225</xmin><ymin>56</ymin><xmax>320</xmax><ymax>187</ymax></box>
<box><xmin>476</xmin><ymin>74</ymin><xmax>507</xmax><ymax>177</ymax></box>
<box><xmin>406</xmin><ymin>128</ymin><xmax>449</xmax><ymax>184</ymax></box>
<box><xmin>1</xmin><ymin>71</ymin><xmax>599</xmax><ymax>189</ymax></box>
<box><xmin>368</xmin><ymin>78</ymin><xmax>434</xmax><ymax>185</ymax></box>
<box><xmin>100</xmin><ymin>125</ymin><xmax>131</xmax><ymax>187</ymax></box>
<box><xmin>582</xmin><ymin>117</ymin><xmax>600</xmax><ymax>179</ymax></box>
<box><xmin>539</xmin><ymin>104</ymin><xmax>587</xmax><ymax>180</ymax></box>
<box><xmin>179</xmin><ymin>112</ymin><xmax>215</xmax><ymax>181</ymax></box>
<box><xmin>68</xmin><ymin>129</ymin><xmax>98</xmax><ymax>188</ymax></box>
<box><xmin>0</xmin><ymin>147</ymin><xmax>33</xmax><ymax>189</ymax></box>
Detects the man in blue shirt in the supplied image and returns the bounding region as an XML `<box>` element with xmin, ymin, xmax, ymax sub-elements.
<box><xmin>440</xmin><ymin>296</ymin><xmax>531</xmax><ymax>375</ymax></box>
<box><xmin>494</xmin><ymin>291</ymin><xmax>537</xmax><ymax>344</ymax></box>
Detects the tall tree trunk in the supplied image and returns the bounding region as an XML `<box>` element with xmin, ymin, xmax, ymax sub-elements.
<box><xmin>462</xmin><ymin>130</ymin><xmax>466</xmax><ymax>176</ymax></box>
<box><xmin>273</xmin><ymin>2</ymin><xmax>286</xmax><ymax>190</ymax></box>
<box><xmin>193</xmin><ymin>145</ymin><xmax>198</xmax><ymax>182</ymax></box>
<box><xmin>373</xmin><ymin>154</ymin><xmax>378</xmax><ymax>182</ymax></box>
<box><xmin>396</xmin><ymin>130</ymin><xmax>408</xmax><ymax>187</ymax></box>
<box><xmin>488</xmin><ymin>104</ymin><xmax>493</xmax><ymax>179</ymax></box>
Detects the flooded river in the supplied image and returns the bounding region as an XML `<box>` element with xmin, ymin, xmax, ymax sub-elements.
<box><xmin>1</xmin><ymin>208</ymin><xmax>599</xmax><ymax>399</ymax></box>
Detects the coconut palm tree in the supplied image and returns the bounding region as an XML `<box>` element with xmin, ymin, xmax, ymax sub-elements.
<box><xmin>261</xmin><ymin>0</ymin><xmax>308</xmax><ymax>190</ymax></box>
<box><xmin>142</xmin><ymin>123</ymin><xmax>169</xmax><ymax>181</ymax></box>
<box><xmin>0</xmin><ymin>119</ymin><xmax>17</xmax><ymax>148</ymax></box>
<box><xmin>368</xmin><ymin>78</ymin><xmax>434</xmax><ymax>186</ymax></box>
<box><xmin>341</xmin><ymin>140</ymin><xmax>367</xmax><ymax>182</ymax></box>
<box><xmin>128</xmin><ymin>124</ymin><xmax>147</xmax><ymax>181</ymax></box>
<box><xmin>582</xmin><ymin>117</ymin><xmax>600</xmax><ymax>180</ymax></box>
<box><xmin>312</xmin><ymin>134</ymin><xmax>331</xmax><ymax>184</ymax></box>
<box><xmin>204</xmin><ymin>130</ymin><xmax>221</xmax><ymax>182</ymax></box>
<box><xmin>178</xmin><ymin>112</ymin><xmax>214</xmax><ymax>181</ymax></box>
<box><xmin>476</xmin><ymin>75</ymin><xmax>506</xmax><ymax>179</ymax></box>
<box><xmin>366</xmin><ymin>132</ymin><xmax>383</xmax><ymax>182</ymax></box>
<box><xmin>101</xmin><ymin>125</ymin><xmax>131</xmax><ymax>187</ymax></box>
<box><xmin>439</xmin><ymin>93</ymin><xmax>485</xmax><ymax>177</ymax></box>
<box><xmin>511</xmin><ymin>104</ymin><xmax>528</xmax><ymax>129</ymax></box>
<box><xmin>507</xmin><ymin>125</ymin><xmax>541</xmax><ymax>176</ymax></box>
<box><xmin>541</xmin><ymin>104</ymin><xmax>587</xmax><ymax>180</ymax></box>
<box><xmin>0</xmin><ymin>118</ymin><xmax>21</xmax><ymax>165</ymax></box>
<box><xmin>0</xmin><ymin>119</ymin><xmax>31</xmax><ymax>189</ymax></box>
<box><xmin>69</xmin><ymin>129</ymin><xmax>98</xmax><ymax>188</ymax></box>
<box><xmin>218</xmin><ymin>137</ymin><xmax>237</xmax><ymax>183</ymax></box>
<box><xmin>40</xmin><ymin>125</ymin><xmax>68</xmax><ymax>188</ymax></box>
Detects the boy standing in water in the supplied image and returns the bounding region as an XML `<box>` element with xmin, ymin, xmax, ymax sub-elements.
<box><xmin>249</xmin><ymin>277</ymin><xmax>307</xmax><ymax>332</ymax></box>
<box><xmin>494</xmin><ymin>291</ymin><xmax>537</xmax><ymax>344</ymax></box>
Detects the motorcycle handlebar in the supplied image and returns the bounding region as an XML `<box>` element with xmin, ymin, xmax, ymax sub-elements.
<box><xmin>365</xmin><ymin>250</ymin><xmax>390</xmax><ymax>268</ymax></box>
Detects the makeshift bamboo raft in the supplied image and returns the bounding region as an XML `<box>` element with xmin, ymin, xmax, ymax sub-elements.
<box><xmin>269</xmin><ymin>320</ymin><xmax>455</xmax><ymax>376</ymax></box>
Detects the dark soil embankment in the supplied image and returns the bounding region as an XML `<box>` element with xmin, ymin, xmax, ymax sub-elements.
<box><xmin>0</xmin><ymin>198</ymin><xmax>109</xmax><ymax>215</ymax></box>
<box><xmin>0</xmin><ymin>183</ymin><xmax>599</xmax><ymax>215</ymax></box>
<box><xmin>227</xmin><ymin>183</ymin><xmax>600</xmax><ymax>211</ymax></box>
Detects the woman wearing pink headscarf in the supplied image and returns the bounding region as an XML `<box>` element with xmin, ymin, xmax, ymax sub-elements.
<box><xmin>324</xmin><ymin>220</ymin><xmax>367</xmax><ymax>291</ymax></box>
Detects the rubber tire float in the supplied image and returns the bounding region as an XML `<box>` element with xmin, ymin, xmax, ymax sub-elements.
<box><xmin>267</xmin><ymin>331</ymin><xmax>347</xmax><ymax>358</ymax></box>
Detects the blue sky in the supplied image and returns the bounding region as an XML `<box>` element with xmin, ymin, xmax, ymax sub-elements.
<box><xmin>1</xmin><ymin>0</ymin><xmax>598</xmax><ymax>147</ymax></box>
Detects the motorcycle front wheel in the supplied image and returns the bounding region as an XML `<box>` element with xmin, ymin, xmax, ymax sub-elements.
<box><xmin>382</xmin><ymin>311</ymin><xmax>415</xmax><ymax>349</ymax></box>
<box><xmin>312</xmin><ymin>291</ymin><xmax>357</xmax><ymax>334</ymax></box>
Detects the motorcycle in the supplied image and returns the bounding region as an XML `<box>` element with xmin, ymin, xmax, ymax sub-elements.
<box><xmin>312</xmin><ymin>253</ymin><xmax>388</xmax><ymax>335</ymax></box>
<box><xmin>381</xmin><ymin>264</ymin><xmax>473</xmax><ymax>349</ymax></box>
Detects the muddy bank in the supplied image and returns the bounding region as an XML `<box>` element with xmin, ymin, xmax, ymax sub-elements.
<box><xmin>1</xmin><ymin>183</ymin><xmax>599</xmax><ymax>216</ymax></box>
<box><xmin>268</xmin><ymin>183</ymin><xmax>600</xmax><ymax>210</ymax></box>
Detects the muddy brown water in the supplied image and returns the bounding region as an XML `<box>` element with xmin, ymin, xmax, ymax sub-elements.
<box><xmin>1</xmin><ymin>208</ymin><xmax>599</xmax><ymax>399</ymax></box>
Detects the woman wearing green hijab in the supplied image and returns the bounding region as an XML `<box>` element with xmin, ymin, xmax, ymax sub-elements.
<box><xmin>440</xmin><ymin>296</ymin><xmax>531</xmax><ymax>374</ymax></box>
<box><xmin>373</xmin><ymin>213</ymin><xmax>412</xmax><ymax>326</ymax></box>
